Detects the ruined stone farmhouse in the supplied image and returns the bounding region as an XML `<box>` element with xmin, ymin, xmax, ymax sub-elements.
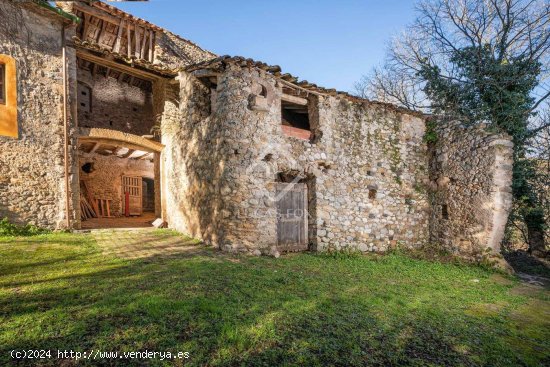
<box><xmin>0</xmin><ymin>0</ymin><xmax>515</xmax><ymax>258</ymax></box>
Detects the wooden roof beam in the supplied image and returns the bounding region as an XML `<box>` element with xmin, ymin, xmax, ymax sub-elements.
<box><xmin>89</xmin><ymin>142</ymin><xmax>101</xmax><ymax>153</ymax></box>
<box><xmin>121</xmin><ymin>149</ymin><xmax>135</xmax><ymax>158</ymax></box>
<box><xmin>139</xmin><ymin>152</ymin><xmax>153</xmax><ymax>160</ymax></box>
<box><xmin>281</xmin><ymin>94</ymin><xmax>308</xmax><ymax>106</ymax></box>
<box><xmin>113</xmin><ymin>18</ymin><xmax>125</xmax><ymax>53</ymax></box>
<box><xmin>76</xmin><ymin>50</ymin><xmax>161</xmax><ymax>81</ymax></box>
<box><xmin>73</xmin><ymin>2</ymin><xmax>159</xmax><ymax>32</ymax></box>
<box><xmin>133</xmin><ymin>151</ymin><xmax>149</xmax><ymax>160</ymax></box>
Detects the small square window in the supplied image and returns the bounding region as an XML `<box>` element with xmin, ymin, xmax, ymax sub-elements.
<box><xmin>0</xmin><ymin>63</ymin><xmax>5</xmax><ymax>105</ymax></box>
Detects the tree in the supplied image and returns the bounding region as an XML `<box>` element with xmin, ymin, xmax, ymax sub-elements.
<box><xmin>357</xmin><ymin>0</ymin><xmax>550</xmax><ymax>255</ymax></box>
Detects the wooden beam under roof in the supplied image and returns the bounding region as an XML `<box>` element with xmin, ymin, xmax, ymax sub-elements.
<box><xmin>148</xmin><ymin>30</ymin><xmax>154</xmax><ymax>62</ymax></box>
<box><xmin>140</xmin><ymin>28</ymin><xmax>149</xmax><ymax>60</ymax></box>
<box><xmin>281</xmin><ymin>94</ymin><xmax>308</xmax><ymax>106</ymax></box>
<box><xmin>126</xmin><ymin>22</ymin><xmax>132</xmax><ymax>58</ymax></box>
<box><xmin>96</xmin><ymin>19</ymin><xmax>107</xmax><ymax>44</ymax></box>
<box><xmin>113</xmin><ymin>18</ymin><xmax>124</xmax><ymax>53</ymax></box>
<box><xmin>73</xmin><ymin>2</ymin><xmax>161</xmax><ymax>32</ymax></box>
<box><xmin>81</xmin><ymin>138</ymin><xmax>159</xmax><ymax>154</ymax></box>
<box><xmin>89</xmin><ymin>142</ymin><xmax>101</xmax><ymax>153</ymax></box>
<box><xmin>134</xmin><ymin>23</ymin><xmax>141</xmax><ymax>58</ymax></box>
<box><xmin>120</xmin><ymin>149</ymin><xmax>135</xmax><ymax>158</ymax></box>
<box><xmin>76</xmin><ymin>50</ymin><xmax>161</xmax><ymax>81</ymax></box>
<box><xmin>82</xmin><ymin>13</ymin><xmax>90</xmax><ymax>41</ymax></box>
<box><xmin>133</xmin><ymin>151</ymin><xmax>150</xmax><ymax>160</ymax></box>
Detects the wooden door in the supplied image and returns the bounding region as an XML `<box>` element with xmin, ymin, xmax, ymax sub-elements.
<box><xmin>122</xmin><ymin>176</ymin><xmax>142</xmax><ymax>216</ymax></box>
<box><xmin>276</xmin><ymin>183</ymin><xmax>308</xmax><ymax>252</ymax></box>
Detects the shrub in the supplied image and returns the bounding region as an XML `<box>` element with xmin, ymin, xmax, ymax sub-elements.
<box><xmin>0</xmin><ymin>217</ymin><xmax>50</xmax><ymax>237</ymax></box>
<box><xmin>321</xmin><ymin>247</ymin><xmax>362</xmax><ymax>259</ymax></box>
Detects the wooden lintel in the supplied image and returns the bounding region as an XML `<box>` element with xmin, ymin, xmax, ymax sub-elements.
<box><xmin>281</xmin><ymin>94</ymin><xmax>308</xmax><ymax>106</ymax></box>
<box><xmin>283</xmin><ymin>105</ymin><xmax>308</xmax><ymax>110</ymax></box>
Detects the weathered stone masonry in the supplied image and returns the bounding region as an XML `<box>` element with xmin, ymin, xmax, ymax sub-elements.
<box><xmin>0</xmin><ymin>0</ymin><xmax>514</xmax><ymax>260</ymax></box>
<box><xmin>77</xmin><ymin>67</ymin><xmax>154</xmax><ymax>136</ymax></box>
<box><xmin>0</xmin><ymin>1</ymin><xmax>79</xmax><ymax>228</ymax></box>
<box><xmin>429</xmin><ymin>121</ymin><xmax>514</xmax><ymax>259</ymax></box>
<box><xmin>166</xmin><ymin>65</ymin><xmax>431</xmax><ymax>254</ymax></box>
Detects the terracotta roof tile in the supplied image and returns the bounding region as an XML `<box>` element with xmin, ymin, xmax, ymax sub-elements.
<box><xmin>185</xmin><ymin>56</ymin><xmax>427</xmax><ymax>118</ymax></box>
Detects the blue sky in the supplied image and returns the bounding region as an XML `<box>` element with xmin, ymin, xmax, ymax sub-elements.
<box><xmin>112</xmin><ymin>0</ymin><xmax>417</xmax><ymax>92</ymax></box>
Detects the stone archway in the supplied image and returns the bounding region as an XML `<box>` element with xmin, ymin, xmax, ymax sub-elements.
<box><xmin>76</xmin><ymin>128</ymin><xmax>164</xmax><ymax>229</ymax></box>
<box><xmin>78</xmin><ymin>127</ymin><xmax>164</xmax><ymax>154</ymax></box>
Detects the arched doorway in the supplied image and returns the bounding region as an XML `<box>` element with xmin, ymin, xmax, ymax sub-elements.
<box><xmin>77</xmin><ymin>128</ymin><xmax>164</xmax><ymax>229</ymax></box>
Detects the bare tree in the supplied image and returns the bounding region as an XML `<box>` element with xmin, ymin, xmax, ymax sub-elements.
<box><xmin>356</xmin><ymin>0</ymin><xmax>550</xmax><ymax>121</ymax></box>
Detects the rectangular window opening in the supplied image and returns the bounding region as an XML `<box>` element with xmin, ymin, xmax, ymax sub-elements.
<box><xmin>0</xmin><ymin>63</ymin><xmax>5</xmax><ymax>105</ymax></box>
<box><xmin>77</xmin><ymin>82</ymin><xmax>92</xmax><ymax>113</ymax></box>
<box><xmin>442</xmin><ymin>204</ymin><xmax>449</xmax><ymax>220</ymax></box>
<box><xmin>281</xmin><ymin>94</ymin><xmax>311</xmax><ymax>140</ymax></box>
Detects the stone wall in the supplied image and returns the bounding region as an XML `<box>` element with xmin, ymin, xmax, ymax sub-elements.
<box><xmin>77</xmin><ymin>67</ymin><xmax>155</xmax><ymax>136</ymax></box>
<box><xmin>159</xmin><ymin>74</ymin><xmax>225</xmax><ymax>243</ymax></box>
<box><xmin>79</xmin><ymin>152</ymin><xmax>154</xmax><ymax>216</ymax></box>
<box><xmin>429</xmin><ymin>121</ymin><xmax>514</xmax><ymax>258</ymax></box>
<box><xmin>0</xmin><ymin>1</ymin><xmax>79</xmax><ymax>229</ymax></box>
<box><xmin>165</xmin><ymin>65</ymin><xmax>431</xmax><ymax>254</ymax></box>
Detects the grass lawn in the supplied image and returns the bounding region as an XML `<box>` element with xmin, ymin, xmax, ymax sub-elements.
<box><xmin>0</xmin><ymin>230</ymin><xmax>549</xmax><ymax>366</ymax></box>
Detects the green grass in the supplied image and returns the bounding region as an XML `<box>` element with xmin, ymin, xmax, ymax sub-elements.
<box><xmin>0</xmin><ymin>231</ymin><xmax>549</xmax><ymax>366</ymax></box>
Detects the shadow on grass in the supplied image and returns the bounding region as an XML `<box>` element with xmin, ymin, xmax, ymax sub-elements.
<box><xmin>505</xmin><ymin>251</ymin><xmax>550</xmax><ymax>279</ymax></box>
<box><xmin>0</xmin><ymin>234</ymin><xmax>548</xmax><ymax>366</ymax></box>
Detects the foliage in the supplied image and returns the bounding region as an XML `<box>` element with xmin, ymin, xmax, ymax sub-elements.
<box><xmin>423</xmin><ymin>119</ymin><xmax>438</xmax><ymax>143</ymax></box>
<box><xmin>0</xmin><ymin>217</ymin><xmax>50</xmax><ymax>237</ymax></box>
<box><xmin>319</xmin><ymin>246</ymin><xmax>362</xmax><ymax>259</ymax></box>
<box><xmin>0</xmin><ymin>231</ymin><xmax>548</xmax><ymax>366</ymax></box>
<box><xmin>419</xmin><ymin>46</ymin><xmax>540</xmax><ymax>145</ymax></box>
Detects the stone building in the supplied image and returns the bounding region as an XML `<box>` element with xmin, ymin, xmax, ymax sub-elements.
<box><xmin>0</xmin><ymin>0</ymin><xmax>514</xmax><ymax>259</ymax></box>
